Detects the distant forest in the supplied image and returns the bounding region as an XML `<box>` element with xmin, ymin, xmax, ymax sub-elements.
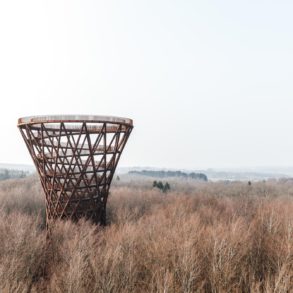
<box><xmin>0</xmin><ymin>169</ymin><xmax>29</xmax><ymax>181</ymax></box>
<box><xmin>128</xmin><ymin>170</ymin><xmax>208</xmax><ymax>181</ymax></box>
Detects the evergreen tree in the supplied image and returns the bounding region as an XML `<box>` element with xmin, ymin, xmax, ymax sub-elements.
<box><xmin>157</xmin><ymin>181</ymin><xmax>164</xmax><ymax>190</ymax></box>
<box><xmin>163</xmin><ymin>182</ymin><xmax>170</xmax><ymax>193</ymax></box>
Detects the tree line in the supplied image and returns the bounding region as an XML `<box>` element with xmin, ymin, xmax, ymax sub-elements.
<box><xmin>0</xmin><ymin>169</ymin><xmax>29</xmax><ymax>181</ymax></box>
<box><xmin>129</xmin><ymin>170</ymin><xmax>208</xmax><ymax>181</ymax></box>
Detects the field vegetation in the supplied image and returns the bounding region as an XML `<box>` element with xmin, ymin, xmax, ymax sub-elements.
<box><xmin>0</xmin><ymin>175</ymin><xmax>292</xmax><ymax>292</ymax></box>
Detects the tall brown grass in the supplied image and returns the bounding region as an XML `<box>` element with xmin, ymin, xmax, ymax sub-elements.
<box><xmin>0</xmin><ymin>176</ymin><xmax>292</xmax><ymax>292</ymax></box>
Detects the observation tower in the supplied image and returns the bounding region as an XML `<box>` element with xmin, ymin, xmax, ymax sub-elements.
<box><xmin>18</xmin><ymin>115</ymin><xmax>133</xmax><ymax>227</ymax></box>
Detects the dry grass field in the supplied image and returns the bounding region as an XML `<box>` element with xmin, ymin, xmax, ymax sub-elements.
<box><xmin>0</xmin><ymin>175</ymin><xmax>292</xmax><ymax>292</ymax></box>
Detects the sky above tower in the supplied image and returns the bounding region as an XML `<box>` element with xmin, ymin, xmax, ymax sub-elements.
<box><xmin>0</xmin><ymin>0</ymin><xmax>293</xmax><ymax>169</ymax></box>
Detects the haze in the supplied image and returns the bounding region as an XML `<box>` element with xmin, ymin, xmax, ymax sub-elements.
<box><xmin>0</xmin><ymin>0</ymin><xmax>292</xmax><ymax>169</ymax></box>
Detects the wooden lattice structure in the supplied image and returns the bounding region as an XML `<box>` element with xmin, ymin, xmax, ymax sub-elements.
<box><xmin>18</xmin><ymin>115</ymin><xmax>133</xmax><ymax>228</ymax></box>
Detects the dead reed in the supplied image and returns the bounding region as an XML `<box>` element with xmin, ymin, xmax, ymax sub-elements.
<box><xmin>0</xmin><ymin>176</ymin><xmax>292</xmax><ymax>292</ymax></box>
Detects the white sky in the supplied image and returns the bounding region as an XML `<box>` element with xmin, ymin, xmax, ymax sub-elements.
<box><xmin>0</xmin><ymin>0</ymin><xmax>293</xmax><ymax>169</ymax></box>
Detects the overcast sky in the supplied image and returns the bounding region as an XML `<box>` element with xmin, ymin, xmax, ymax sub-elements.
<box><xmin>0</xmin><ymin>0</ymin><xmax>293</xmax><ymax>169</ymax></box>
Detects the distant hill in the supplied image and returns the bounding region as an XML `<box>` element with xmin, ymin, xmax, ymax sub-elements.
<box><xmin>121</xmin><ymin>166</ymin><xmax>293</xmax><ymax>181</ymax></box>
<box><xmin>128</xmin><ymin>170</ymin><xmax>208</xmax><ymax>181</ymax></box>
<box><xmin>204</xmin><ymin>168</ymin><xmax>290</xmax><ymax>181</ymax></box>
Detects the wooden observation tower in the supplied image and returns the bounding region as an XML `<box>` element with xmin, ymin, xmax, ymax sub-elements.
<box><xmin>18</xmin><ymin>115</ymin><xmax>133</xmax><ymax>228</ymax></box>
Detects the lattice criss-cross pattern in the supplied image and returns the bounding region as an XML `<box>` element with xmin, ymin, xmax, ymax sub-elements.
<box><xmin>19</xmin><ymin>120</ymin><xmax>132</xmax><ymax>226</ymax></box>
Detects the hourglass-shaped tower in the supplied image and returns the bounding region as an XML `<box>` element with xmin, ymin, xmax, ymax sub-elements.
<box><xmin>18</xmin><ymin>115</ymin><xmax>133</xmax><ymax>227</ymax></box>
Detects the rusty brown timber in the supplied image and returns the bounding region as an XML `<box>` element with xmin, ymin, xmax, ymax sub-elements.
<box><xmin>18</xmin><ymin>115</ymin><xmax>133</xmax><ymax>228</ymax></box>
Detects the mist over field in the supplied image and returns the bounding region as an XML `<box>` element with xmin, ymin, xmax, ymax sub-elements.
<box><xmin>3</xmin><ymin>163</ymin><xmax>293</xmax><ymax>181</ymax></box>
